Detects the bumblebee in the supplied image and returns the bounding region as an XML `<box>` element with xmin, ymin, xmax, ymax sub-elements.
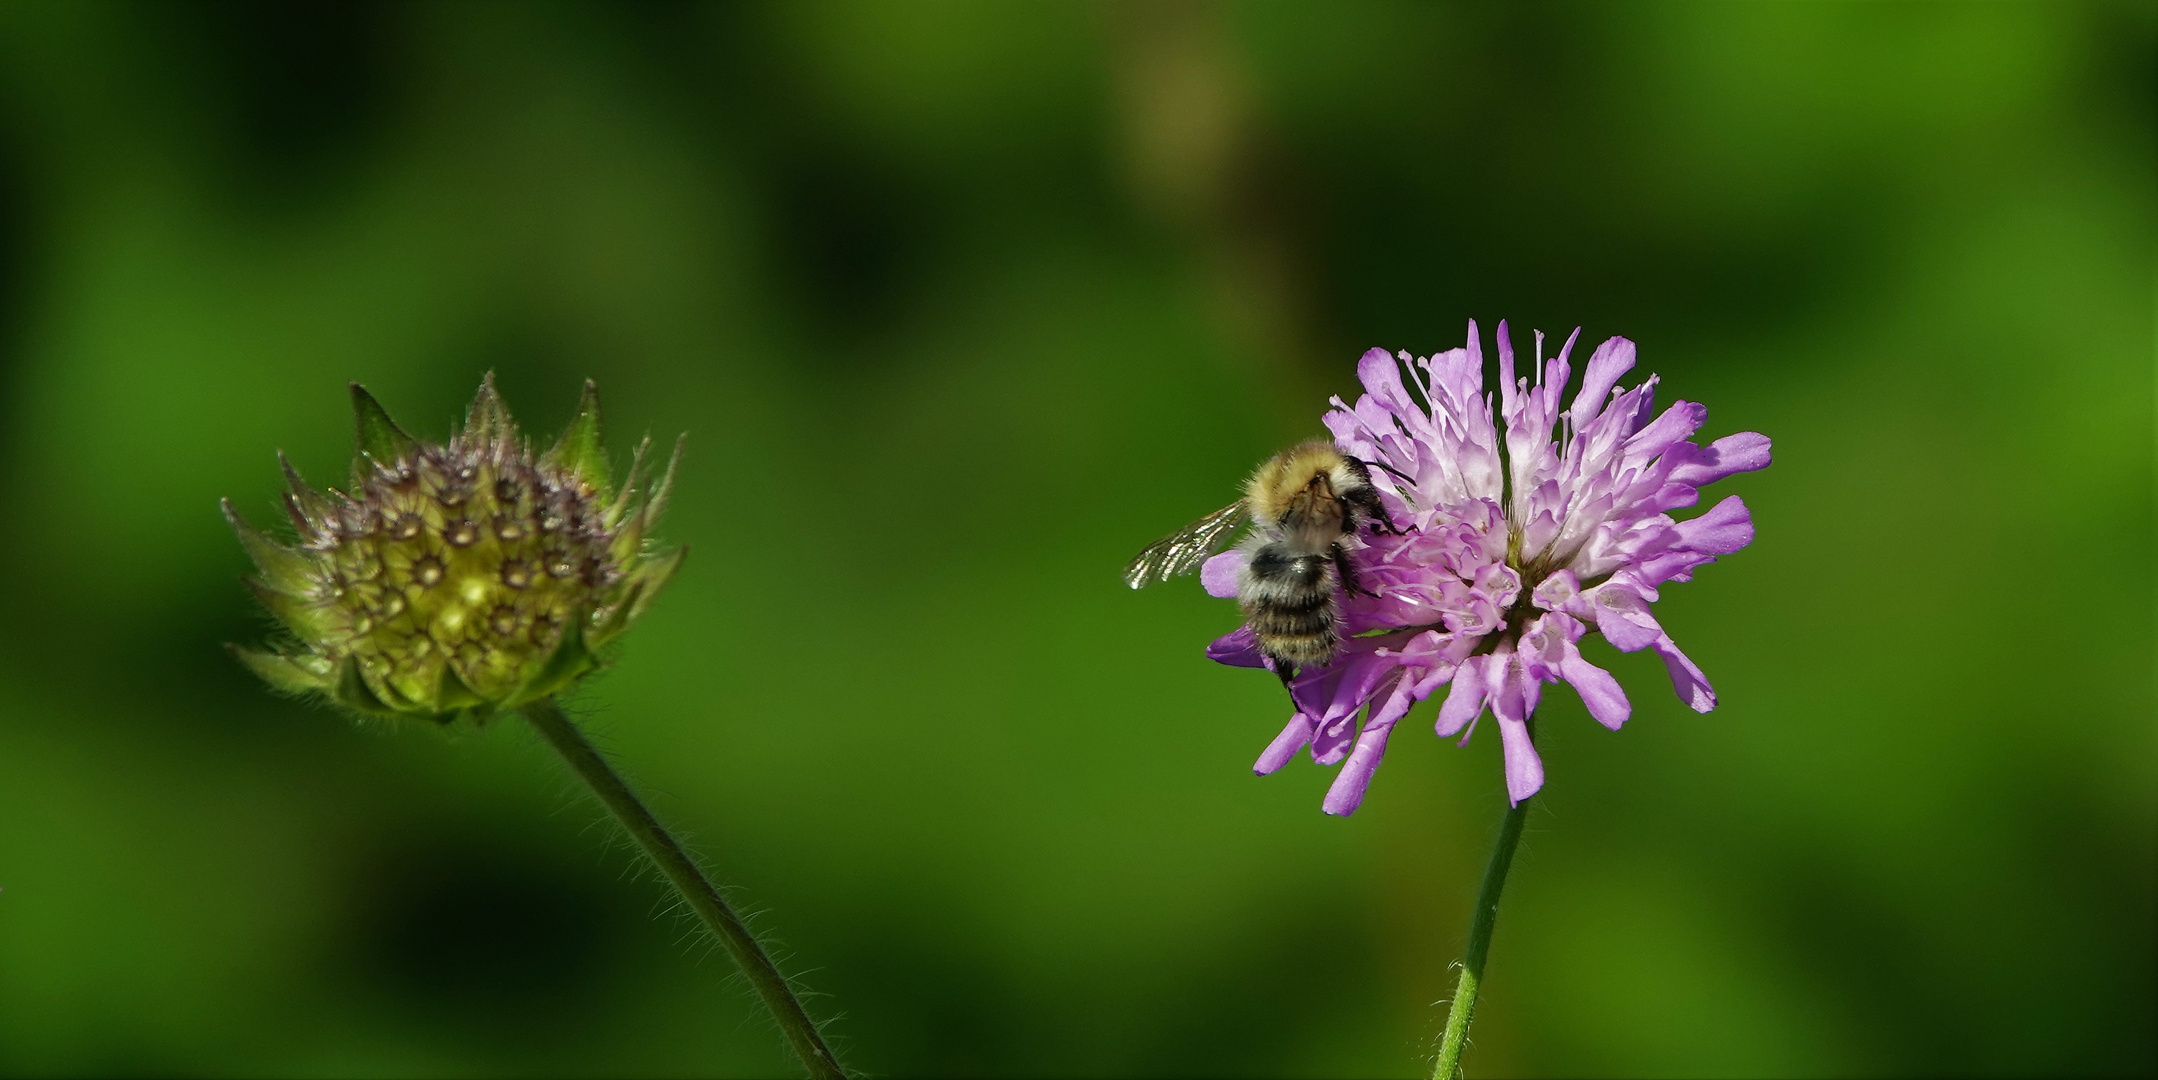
<box><xmin>1125</xmin><ymin>440</ymin><xmax>1401</xmax><ymax>683</ymax></box>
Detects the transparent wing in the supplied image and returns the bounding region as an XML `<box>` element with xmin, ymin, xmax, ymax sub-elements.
<box><xmin>1123</xmin><ymin>501</ymin><xmax>1248</xmax><ymax>589</ymax></box>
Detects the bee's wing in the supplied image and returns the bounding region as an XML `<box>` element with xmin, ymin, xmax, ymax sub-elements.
<box><xmin>1123</xmin><ymin>501</ymin><xmax>1249</xmax><ymax>589</ymax></box>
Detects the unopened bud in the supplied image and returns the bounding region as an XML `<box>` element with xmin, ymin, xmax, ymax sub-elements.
<box><xmin>227</xmin><ymin>375</ymin><xmax>686</xmax><ymax>721</ymax></box>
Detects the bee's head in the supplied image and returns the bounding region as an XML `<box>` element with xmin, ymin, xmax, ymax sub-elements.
<box><xmin>1276</xmin><ymin>472</ymin><xmax>1344</xmax><ymax>533</ymax></box>
<box><xmin>1247</xmin><ymin>441</ymin><xmax>1358</xmax><ymax>543</ymax></box>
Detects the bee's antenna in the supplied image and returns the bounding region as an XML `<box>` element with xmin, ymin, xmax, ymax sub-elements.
<box><xmin>1359</xmin><ymin>457</ymin><xmax>1415</xmax><ymax>485</ymax></box>
<box><xmin>1349</xmin><ymin>456</ymin><xmax>1415</xmax><ymax>534</ymax></box>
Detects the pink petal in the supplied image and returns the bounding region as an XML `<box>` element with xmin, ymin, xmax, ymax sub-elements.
<box><xmin>1289</xmin><ymin>644</ymin><xmax>1397</xmax><ymax>735</ymax></box>
<box><xmin>1667</xmin><ymin>432</ymin><xmax>1772</xmax><ymax>487</ymax></box>
<box><xmin>1310</xmin><ymin>710</ymin><xmax>1358</xmax><ymax>765</ymax></box>
<box><xmin>1206</xmin><ymin>626</ymin><xmax>1266</xmax><ymax>668</ymax></box>
<box><xmin>1531</xmin><ymin>569</ymin><xmax>1583</xmax><ymax>612</ymax></box>
<box><xmin>1625</xmin><ymin>400</ymin><xmax>1708</xmax><ymax>461</ymax></box>
<box><xmin>1488</xmin><ymin>646</ymin><xmax>1543</xmax><ymax>727</ymax></box>
<box><xmin>1570</xmin><ymin>335</ymin><xmax>1635</xmax><ymax>429</ymax></box>
<box><xmin>1628</xmin><ymin>549</ymin><xmax>1716</xmax><ymax>589</ymax></box>
<box><xmin>1586</xmin><ymin>582</ymin><xmax>1664</xmax><ymax>652</ymax></box>
<box><xmin>1435</xmin><ymin>649</ymin><xmax>1490</xmax><ymax>736</ymax></box>
<box><xmin>1201</xmin><ymin>550</ymin><xmax>1246</xmax><ymax>599</ymax></box>
<box><xmin>1322</xmin><ymin>678</ymin><xmax>1406</xmax><ymax>817</ymax></box>
<box><xmin>1355</xmin><ymin>347</ymin><xmax>1418</xmax><ymax>417</ymax></box>
<box><xmin>1496</xmin><ymin>714</ymin><xmax>1544</xmax><ymax>805</ymax></box>
<box><xmin>1672</xmin><ymin>495</ymin><xmax>1754</xmax><ymax>555</ymax></box>
<box><xmin>1254</xmin><ymin>712</ymin><xmax>1316</xmax><ymax>774</ymax></box>
<box><xmin>1559</xmin><ymin>651</ymin><xmax>1631</xmax><ymax>730</ymax></box>
<box><xmin>1652</xmin><ymin>634</ymin><xmax>1717</xmax><ymax>713</ymax></box>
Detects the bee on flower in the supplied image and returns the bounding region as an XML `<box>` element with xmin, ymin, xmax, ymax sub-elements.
<box><xmin>1129</xmin><ymin>321</ymin><xmax>1771</xmax><ymax>814</ymax></box>
<box><xmin>1125</xmin><ymin>439</ymin><xmax>1404</xmax><ymax>682</ymax></box>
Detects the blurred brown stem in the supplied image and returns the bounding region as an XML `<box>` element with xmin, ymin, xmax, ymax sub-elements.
<box><xmin>522</xmin><ymin>698</ymin><xmax>845</xmax><ymax>1080</ymax></box>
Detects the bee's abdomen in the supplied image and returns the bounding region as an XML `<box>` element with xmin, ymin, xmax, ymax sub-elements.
<box><xmin>1240</xmin><ymin>544</ymin><xmax>1341</xmax><ymax>670</ymax></box>
<box><xmin>1250</xmin><ymin>605</ymin><xmax>1339</xmax><ymax>667</ymax></box>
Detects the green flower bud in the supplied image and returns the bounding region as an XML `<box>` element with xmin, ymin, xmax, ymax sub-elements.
<box><xmin>227</xmin><ymin>375</ymin><xmax>686</xmax><ymax>722</ymax></box>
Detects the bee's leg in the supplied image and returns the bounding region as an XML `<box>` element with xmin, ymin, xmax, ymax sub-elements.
<box><xmin>1265</xmin><ymin>654</ymin><xmax>1297</xmax><ymax>689</ymax></box>
<box><xmin>1332</xmin><ymin>543</ymin><xmax>1374</xmax><ymax>598</ymax></box>
<box><xmin>1375</xmin><ymin>498</ymin><xmax>1407</xmax><ymax>535</ymax></box>
<box><xmin>1348</xmin><ymin>487</ymin><xmax>1404</xmax><ymax>535</ymax></box>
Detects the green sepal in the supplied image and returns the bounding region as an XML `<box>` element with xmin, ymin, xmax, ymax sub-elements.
<box><xmin>331</xmin><ymin>656</ymin><xmax>400</xmax><ymax>716</ymax></box>
<box><xmin>519</xmin><ymin>610</ymin><xmax>599</xmax><ymax>703</ymax></box>
<box><xmin>608</xmin><ymin>437</ymin><xmax>649</xmax><ymax>522</ymax></box>
<box><xmin>228</xmin><ymin>644</ymin><xmax>334</xmax><ymax>695</ymax></box>
<box><xmin>350</xmin><ymin>383</ymin><xmax>417</xmax><ymax>466</ymax></box>
<box><xmin>591</xmin><ymin>546</ymin><xmax>685</xmax><ymax>649</ymax></box>
<box><xmin>603</xmin><ymin>434</ymin><xmax>682</xmax><ymax>555</ymax></box>
<box><xmin>222</xmin><ymin>498</ymin><xmax>319</xmax><ymax>596</ymax></box>
<box><xmin>245</xmin><ymin>577</ymin><xmax>337</xmax><ymax>643</ymax></box>
<box><xmin>545</xmin><ymin>380</ymin><xmax>612</xmax><ymax>500</ymax></box>
<box><xmin>642</xmin><ymin>434</ymin><xmax>685</xmax><ymax>534</ymax></box>
<box><xmin>588</xmin><ymin>592</ymin><xmax>636</xmax><ymax>649</ymax></box>
<box><xmin>625</xmin><ymin>545</ymin><xmax>685</xmax><ymax>625</ymax></box>
<box><xmin>607</xmin><ymin>514</ymin><xmax>646</xmax><ymax>567</ymax></box>
<box><xmin>278</xmin><ymin>452</ymin><xmax>332</xmax><ymax>531</ymax></box>
<box><xmin>463</xmin><ymin>372</ymin><xmax>515</xmax><ymax>444</ymax></box>
<box><xmin>435</xmin><ymin>662</ymin><xmax>487</xmax><ymax>711</ymax></box>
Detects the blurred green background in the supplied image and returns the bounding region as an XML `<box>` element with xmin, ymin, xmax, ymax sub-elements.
<box><xmin>0</xmin><ymin>2</ymin><xmax>2149</xmax><ymax>1076</ymax></box>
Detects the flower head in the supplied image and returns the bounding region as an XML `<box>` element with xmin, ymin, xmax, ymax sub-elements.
<box><xmin>226</xmin><ymin>375</ymin><xmax>685</xmax><ymax>722</ymax></box>
<box><xmin>1206</xmin><ymin>321</ymin><xmax>1769</xmax><ymax>813</ymax></box>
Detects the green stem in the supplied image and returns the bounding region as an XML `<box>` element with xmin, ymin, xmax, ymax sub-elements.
<box><xmin>1432</xmin><ymin>796</ymin><xmax>1531</xmax><ymax>1080</ymax></box>
<box><xmin>522</xmin><ymin>698</ymin><xmax>845</xmax><ymax>1080</ymax></box>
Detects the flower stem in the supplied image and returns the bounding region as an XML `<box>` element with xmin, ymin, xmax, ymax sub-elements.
<box><xmin>1432</xmin><ymin>796</ymin><xmax>1531</xmax><ymax>1080</ymax></box>
<box><xmin>522</xmin><ymin>698</ymin><xmax>846</xmax><ymax>1080</ymax></box>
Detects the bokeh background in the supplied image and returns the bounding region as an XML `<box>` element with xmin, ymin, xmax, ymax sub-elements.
<box><xmin>0</xmin><ymin>2</ymin><xmax>2149</xmax><ymax>1077</ymax></box>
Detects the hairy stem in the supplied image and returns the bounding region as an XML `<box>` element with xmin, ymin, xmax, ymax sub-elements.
<box><xmin>1432</xmin><ymin>797</ymin><xmax>1531</xmax><ymax>1080</ymax></box>
<box><xmin>523</xmin><ymin>698</ymin><xmax>845</xmax><ymax>1080</ymax></box>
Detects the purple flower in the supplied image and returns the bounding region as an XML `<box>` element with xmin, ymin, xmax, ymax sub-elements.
<box><xmin>1204</xmin><ymin>321</ymin><xmax>1770</xmax><ymax>814</ymax></box>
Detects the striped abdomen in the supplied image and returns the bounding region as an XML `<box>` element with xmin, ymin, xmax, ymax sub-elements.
<box><xmin>1239</xmin><ymin>542</ymin><xmax>1342</xmax><ymax>676</ymax></box>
